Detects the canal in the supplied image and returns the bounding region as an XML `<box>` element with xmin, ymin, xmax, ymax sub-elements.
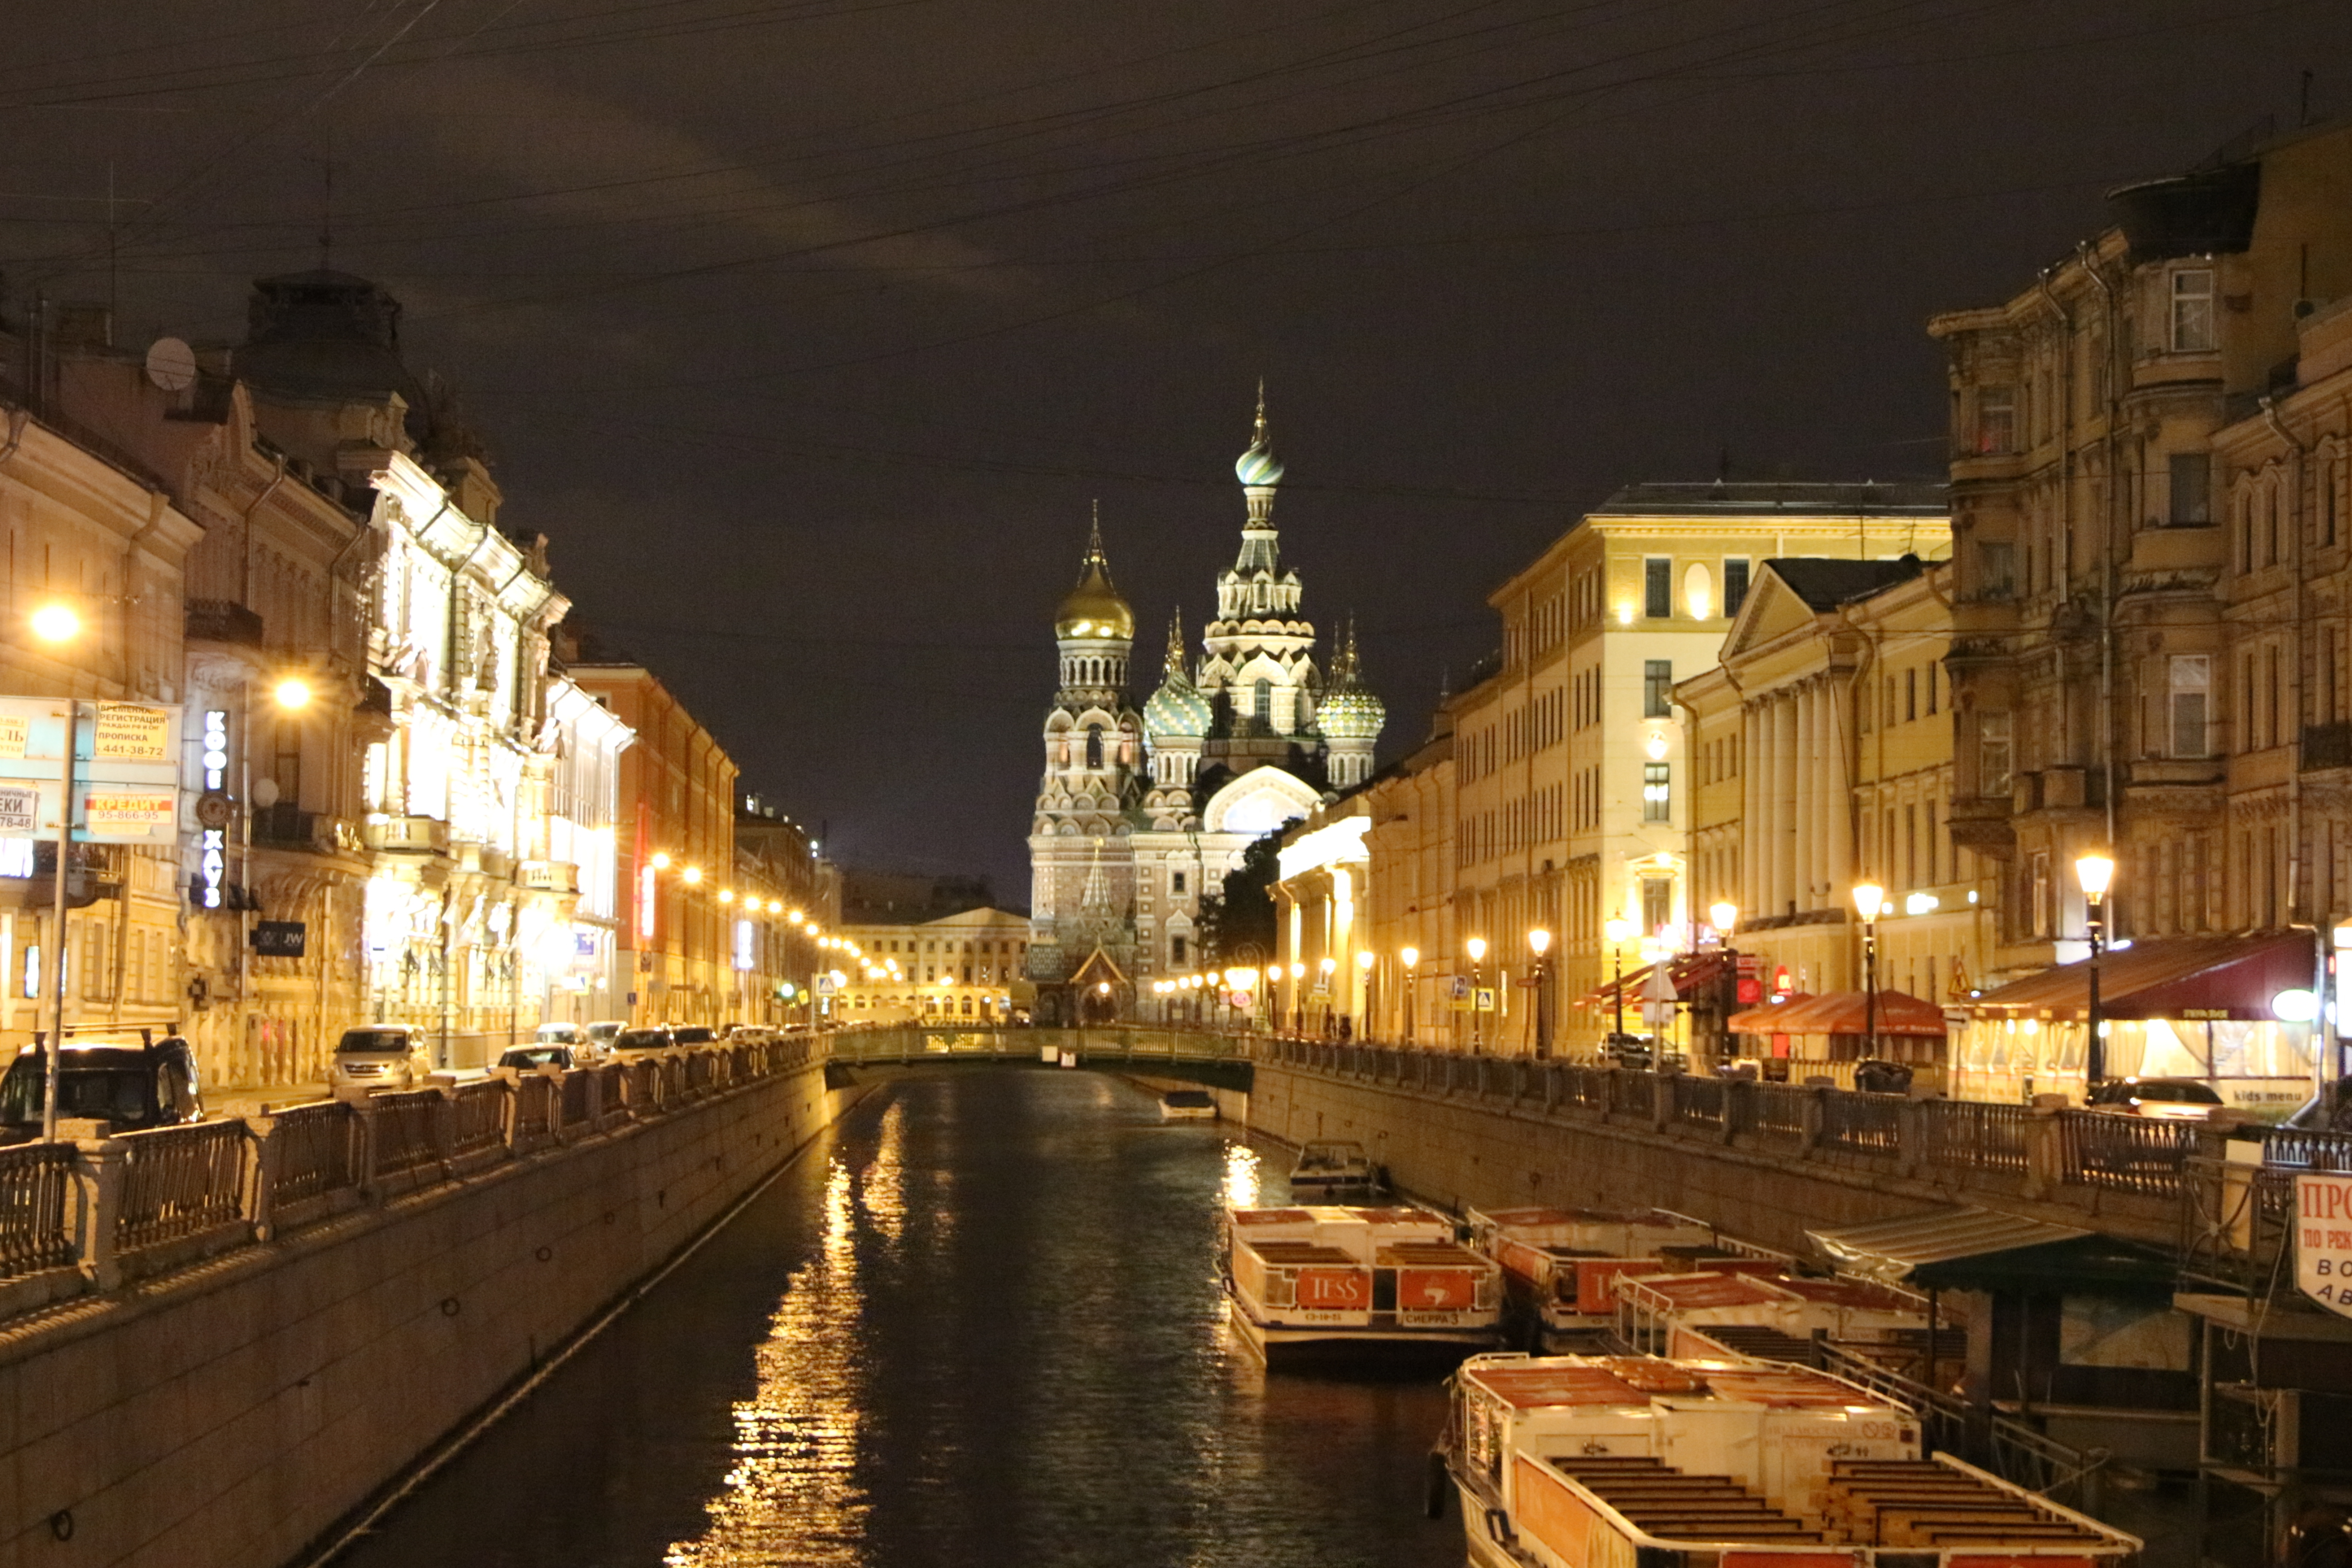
<box><xmin>336</xmin><ymin>1069</ymin><xmax>1463</xmax><ymax>1567</ymax></box>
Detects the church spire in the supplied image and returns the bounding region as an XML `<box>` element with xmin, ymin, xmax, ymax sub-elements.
<box><xmin>1164</xmin><ymin>608</ymin><xmax>1186</xmax><ymax>675</ymax></box>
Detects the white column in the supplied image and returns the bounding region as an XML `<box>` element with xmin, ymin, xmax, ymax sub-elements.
<box><xmin>1741</xmin><ymin>703</ymin><xmax>1761</xmax><ymax>917</ymax></box>
<box><xmin>1773</xmin><ymin>695</ymin><xmax>1798</xmax><ymax>917</ymax></box>
<box><xmin>1795</xmin><ymin>687</ymin><xmax>1817</xmax><ymax>913</ymax></box>
<box><xmin>1824</xmin><ymin>680</ymin><xmax>1853</xmax><ymax>904</ymax></box>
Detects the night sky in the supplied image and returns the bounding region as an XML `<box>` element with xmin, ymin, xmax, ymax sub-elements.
<box><xmin>5</xmin><ymin>0</ymin><xmax>2345</xmax><ymax>896</ymax></box>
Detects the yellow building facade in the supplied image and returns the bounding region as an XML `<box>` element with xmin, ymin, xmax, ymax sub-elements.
<box><xmin>836</xmin><ymin>905</ymin><xmax>1032</xmax><ymax>1024</ymax></box>
<box><xmin>1448</xmin><ymin>483</ymin><xmax>1949</xmax><ymax>1056</ymax></box>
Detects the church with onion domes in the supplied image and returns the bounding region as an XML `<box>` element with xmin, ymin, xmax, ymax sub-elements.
<box><xmin>1024</xmin><ymin>392</ymin><xmax>1385</xmax><ymax>1022</ymax></box>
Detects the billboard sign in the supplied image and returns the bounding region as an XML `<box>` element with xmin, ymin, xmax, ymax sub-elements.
<box><xmin>2296</xmin><ymin>1173</ymin><xmax>2352</xmax><ymax>1319</ymax></box>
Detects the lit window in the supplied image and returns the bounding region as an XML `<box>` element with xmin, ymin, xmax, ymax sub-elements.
<box><xmin>1642</xmin><ymin>762</ymin><xmax>1671</xmax><ymax>823</ymax></box>
<box><xmin>1975</xmin><ymin>387</ymin><xmax>2015</xmax><ymax>455</ymax></box>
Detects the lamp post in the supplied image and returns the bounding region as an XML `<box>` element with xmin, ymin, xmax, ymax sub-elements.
<box><xmin>1465</xmin><ymin>936</ymin><xmax>1488</xmax><ymax>1053</ymax></box>
<box><xmin>1852</xmin><ymin>883</ymin><xmax>1885</xmax><ymax>1063</ymax></box>
<box><xmin>1400</xmin><ymin>946</ymin><xmax>1419</xmax><ymax>1044</ymax></box>
<box><xmin>1318</xmin><ymin>956</ymin><xmax>1338</xmax><ymax>1036</ymax></box>
<box><xmin>30</xmin><ymin>603</ymin><xmax>79</xmax><ymax>1144</ymax></box>
<box><xmin>1355</xmin><ymin>948</ymin><xmax>1374</xmax><ymax>1041</ymax></box>
<box><xmin>1264</xmin><ymin>964</ymin><xmax>1281</xmax><ymax>1031</ymax></box>
<box><xmin>1709</xmin><ymin>901</ymin><xmax>1739</xmax><ymax>1070</ymax></box>
<box><xmin>2076</xmin><ymin>852</ymin><xmax>2115</xmax><ymax>1093</ymax></box>
<box><xmin>1289</xmin><ymin>962</ymin><xmax>1305</xmax><ymax>1034</ymax></box>
<box><xmin>1527</xmin><ymin>927</ymin><xmax>1553</xmax><ymax>1058</ymax></box>
<box><xmin>1603</xmin><ymin>918</ymin><xmax>1632</xmax><ymax>1050</ymax></box>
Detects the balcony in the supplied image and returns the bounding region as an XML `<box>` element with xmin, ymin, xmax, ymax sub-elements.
<box><xmin>1946</xmin><ymin>794</ymin><xmax>2015</xmax><ymax>854</ymax></box>
<box><xmin>2303</xmin><ymin>721</ymin><xmax>2352</xmax><ymax>772</ymax></box>
<box><xmin>185</xmin><ymin>600</ymin><xmax>265</xmax><ymax>648</ymax></box>
<box><xmin>251</xmin><ymin>805</ymin><xmax>358</xmax><ymax>856</ymax></box>
<box><xmin>517</xmin><ymin>860</ymin><xmax>580</xmax><ymax>895</ymax></box>
<box><xmin>363</xmin><ymin>815</ymin><xmax>451</xmax><ymax>855</ymax></box>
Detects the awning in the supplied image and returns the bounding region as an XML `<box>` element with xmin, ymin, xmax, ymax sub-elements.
<box><xmin>1965</xmin><ymin>932</ymin><xmax>2319</xmax><ymax>1023</ymax></box>
<box><xmin>1726</xmin><ymin>993</ymin><xmax>1814</xmax><ymax>1032</ymax></box>
<box><xmin>1808</xmin><ymin>1206</ymin><xmax>2175</xmax><ymax>1292</ymax></box>
<box><xmin>1582</xmin><ymin>949</ymin><xmax>1731</xmax><ymax>1008</ymax></box>
<box><xmin>1732</xmin><ymin>989</ymin><xmax>1948</xmax><ymax>1038</ymax></box>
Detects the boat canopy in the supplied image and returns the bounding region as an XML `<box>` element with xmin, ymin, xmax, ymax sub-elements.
<box><xmin>1808</xmin><ymin>1205</ymin><xmax>2174</xmax><ymax>1292</ymax></box>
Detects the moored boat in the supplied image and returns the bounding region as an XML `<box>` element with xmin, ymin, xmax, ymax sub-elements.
<box><xmin>1437</xmin><ymin>1352</ymin><xmax>2140</xmax><ymax>1568</ymax></box>
<box><xmin>1225</xmin><ymin>1204</ymin><xmax>1503</xmax><ymax>1367</ymax></box>
<box><xmin>1465</xmin><ymin>1206</ymin><xmax>1750</xmax><ymax>1350</ymax></box>
<box><xmin>1289</xmin><ymin>1139</ymin><xmax>1382</xmax><ymax>1200</ymax></box>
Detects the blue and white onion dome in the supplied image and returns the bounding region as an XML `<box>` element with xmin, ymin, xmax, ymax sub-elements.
<box><xmin>1145</xmin><ymin>672</ymin><xmax>1214</xmax><ymax>738</ymax></box>
<box><xmin>1318</xmin><ymin>682</ymin><xmax>1384</xmax><ymax>741</ymax></box>
<box><xmin>1235</xmin><ymin>382</ymin><xmax>1284</xmax><ymax>488</ymax></box>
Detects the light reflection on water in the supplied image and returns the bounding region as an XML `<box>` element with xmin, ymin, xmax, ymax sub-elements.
<box><xmin>336</xmin><ymin>1072</ymin><xmax>1457</xmax><ymax>1568</ymax></box>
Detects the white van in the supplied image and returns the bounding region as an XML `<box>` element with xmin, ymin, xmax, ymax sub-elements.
<box><xmin>330</xmin><ymin>1025</ymin><xmax>430</xmax><ymax>1090</ymax></box>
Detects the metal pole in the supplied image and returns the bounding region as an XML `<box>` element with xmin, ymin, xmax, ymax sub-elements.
<box><xmin>2085</xmin><ymin>897</ymin><xmax>2106</xmax><ymax>1089</ymax></box>
<box><xmin>1612</xmin><ymin>943</ymin><xmax>1625</xmax><ymax>1047</ymax></box>
<box><xmin>1863</xmin><ymin>921</ymin><xmax>1878</xmax><ymax>1062</ymax></box>
<box><xmin>1535</xmin><ymin>956</ymin><xmax>1550</xmax><ymax>1059</ymax></box>
<box><xmin>42</xmin><ymin>701</ymin><xmax>75</xmax><ymax>1144</ymax></box>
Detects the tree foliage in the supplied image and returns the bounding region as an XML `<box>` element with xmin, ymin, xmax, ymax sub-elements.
<box><xmin>1196</xmin><ymin>829</ymin><xmax>1281</xmax><ymax>964</ymax></box>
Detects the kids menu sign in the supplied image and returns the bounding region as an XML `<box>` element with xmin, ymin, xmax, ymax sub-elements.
<box><xmin>2296</xmin><ymin>1173</ymin><xmax>2352</xmax><ymax>1319</ymax></box>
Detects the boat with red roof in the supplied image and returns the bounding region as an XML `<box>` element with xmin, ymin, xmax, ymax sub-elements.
<box><xmin>1437</xmin><ymin>1352</ymin><xmax>2140</xmax><ymax>1568</ymax></box>
<box><xmin>1224</xmin><ymin>1204</ymin><xmax>1504</xmax><ymax>1367</ymax></box>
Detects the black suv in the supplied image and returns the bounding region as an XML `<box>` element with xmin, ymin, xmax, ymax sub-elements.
<box><xmin>0</xmin><ymin>1033</ymin><xmax>207</xmax><ymax>1139</ymax></box>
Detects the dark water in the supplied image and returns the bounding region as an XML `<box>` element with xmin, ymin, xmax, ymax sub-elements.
<box><xmin>338</xmin><ymin>1070</ymin><xmax>1463</xmax><ymax>1568</ymax></box>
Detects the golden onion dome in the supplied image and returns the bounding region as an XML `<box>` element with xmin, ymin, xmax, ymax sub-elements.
<box><xmin>1056</xmin><ymin>521</ymin><xmax>1134</xmax><ymax>641</ymax></box>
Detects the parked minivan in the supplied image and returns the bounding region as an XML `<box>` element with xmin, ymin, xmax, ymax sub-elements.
<box><xmin>609</xmin><ymin>1025</ymin><xmax>673</xmax><ymax>1056</ymax></box>
<box><xmin>330</xmin><ymin>1025</ymin><xmax>431</xmax><ymax>1090</ymax></box>
<box><xmin>0</xmin><ymin>1033</ymin><xmax>206</xmax><ymax>1138</ymax></box>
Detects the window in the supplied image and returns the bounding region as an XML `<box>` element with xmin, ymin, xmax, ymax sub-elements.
<box><xmin>274</xmin><ymin>720</ymin><xmax>302</xmax><ymax>806</ymax></box>
<box><xmin>1723</xmin><ymin>557</ymin><xmax>1751</xmax><ymax>618</ymax></box>
<box><xmin>1904</xmin><ymin>669</ymin><xmax>1917</xmax><ymax>722</ymax></box>
<box><xmin>1643</xmin><ymin>660</ymin><xmax>1672</xmax><ymax>718</ymax></box>
<box><xmin>1085</xmin><ymin>725</ymin><xmax>1103</xmax><ymax>769</ymax></box>
<box><xmin>1171</xmin><ymin>935</ymin><xmax>1187</xmax><ymax>965</ymax></box>
<box><xmin>1975</xmin><ymin>387</ymin><xmax>2016</xmax><ymax>454</ymax></box>
<box><xmin>1976</xmin><ymin>540</ymin><xmax>2016</xmax><ymax>599</ymax></box>
<box><xmin>1641</xmin><ymin>877</ymin><xmax>1672</xmax><ymax>933</ymax></box>
<box><xmin>2170</xmin><ymin>655</ymin><xmax>2210</xmax><ymax>758</ymax></box>
<box><xmin>1644</xmin><ymin>558</ymin><xmax>1671</xmax><ymax>619</ymax></box>
<box><xmin>1171</xmin><ymin>870</ymin><xmax>1186</xmax><ymax>894</ymax></box>
<box><xmin>1979</xmin><ymin>712</ymin><xmax>2013</xmax><ymax>799</ymax></box>
<box><xmin>1642</xmin><ymin>762</ymin><xmax>1671</xmax><ymax>823</ymax></box>
<box><xmin>1926</xmin><ymin>662</ymin><xmax>1940</xmax><ymax>715</ymax></box>
<box><xmin>2171</xmin><ymin>268</ymin><xmax>2215</xmax><ymax>353</ymax></box>
<box><xmin>1253</xmin><ymin>680</ymin><xmax>1272</xmax><ymax>724</ymax></box>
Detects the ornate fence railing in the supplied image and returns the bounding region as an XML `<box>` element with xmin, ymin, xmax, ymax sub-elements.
<box><xmin>0</xmin><ymin>1143</ymin><xmax>78</xmax><ymax>1279</ymax></box>
<box><xmin>115</xmin><ymin>1121</ymin><xmax>249</xmax><ymax>1253</ymax></box>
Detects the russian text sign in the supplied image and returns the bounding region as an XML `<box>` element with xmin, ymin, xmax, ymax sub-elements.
<box><xmin>2295</xmin><ymin>1172</ymin><xmax>2352</xmax><ymax>1319</ymax></box>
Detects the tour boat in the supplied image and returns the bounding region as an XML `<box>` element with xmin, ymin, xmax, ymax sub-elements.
<box><xmin>1464</xmin><ymin>1206</ymin><xmax>1753</xmax><ymax>1351</ymax></box>
<box><xmin>1225</xmin><ymin>1204</ymin><xmax>1504</xmax><ymax>1366</ymax></box>
<box><xmin>1614</xmin><ymin>1268</ymin><xmax>1932</xmax><ymax>1365</ymax></box>
<box><xmin>1288</xmin><ymin>1139</ymin><xmax>1382</xmax><ymax>1200</ymax></box>
<box><xmin>1158</xmin><ymin>1089</ymin><xmax>1217</xmax><ymax>1120</ymax></box>
<box><xmin>1438</xmin><ymin>1352</ymin><xmax>2141</xmax><ymax>1568</ymax></box>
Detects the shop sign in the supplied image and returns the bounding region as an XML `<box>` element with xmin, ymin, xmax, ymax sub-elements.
<box><xmin>0</xmin><ymin>784</ymin><xmax>36</xmax><ymax>835</ymax></box>
<box><xmin>251</xmin><ymin>921</ymin><xmax>307</xmax><ymax>958</ymax></box>
<box><xmin>0</xmin><ymin>713</ymin><xmax>27</xmax><ymax>760</ymax></box>
<box><xmin>2296</xmin><ymin>1173</ymin><xmax>2352</xmax><ymax>1319</ymax></box>
<box><xmin>83</xmin><ymin>789</ymin><xmax>176</xmax><ymax>838</ymax></box>
<box><xmin>92</xmin><ymin>703</ymin><xmax>171</xmax><ymax>762</ymax></box>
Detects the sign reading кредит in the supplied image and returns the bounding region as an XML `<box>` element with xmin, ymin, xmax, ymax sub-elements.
<box><xmin>2295</xmin><ymin>1172</ymin><xmax>2352</xmax><ymax>1319</ymax></box>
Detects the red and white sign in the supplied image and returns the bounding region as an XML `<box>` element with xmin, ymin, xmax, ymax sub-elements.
<box><xmin>1399</xmin><ymin>1268</ymin><xmax>1476</xmax><ymax>1310</ymax></box>
<box><xmin>1294</xmin><ymin>1267</ymin><xmax>1370</xmax><ymax>1311</ymax></box>
<box><xmin>2296</xmin><ymin>1173</ymin><xmax>2352</xmax><ymax>1319</ymax></box>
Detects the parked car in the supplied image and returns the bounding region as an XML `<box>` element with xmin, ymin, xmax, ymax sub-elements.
<box><xmin>329</xmin><ymin>1025</ymin><xmax>431</xmax><ymax>1091</ymax></box>
<box><xmin>1853</xmin><ymin>1058</ymin><xmax>1916</xmax><ymax>1095</ymax></box>
<box><xmin>497</xmin><ymin>1044</ymin><xmax>578</xmax><ymax>1072</ymax></box>
<box><xmin>0</xmin><ymin>1033</ymin><xmax>206</xmax><ymax>1138</ymax></box>
<box><xmin>669</xmin><ymin>1026</ymin><xmax>717</xmax><ymax>1047</ymax></box>
<box><xmin>609</xmin><ymin>1026</ymin><xmax>674</xmax><ymax>1055</ymax></box>
<box><xmin>1599</xmin><ymin>1034</ymin><xmax>1652</xmax><ymax>1069</ymax></box>
<box><xmin>2086</xmin><ymin>1077</ymin><xmax>2225</xmax><ymax>1119</ymax></box>
<box><xmin>584</xmin><ymin>1020</ymin><xmax>626</xmax><ymax>1055</ymax></box>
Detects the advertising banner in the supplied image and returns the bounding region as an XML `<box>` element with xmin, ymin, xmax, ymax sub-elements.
<box><xmin>83</xmin><ymin>789</ymin><xmax>176</xmax><ymax>840</ymax></box>
<box><xmin>0</xmin><ymin>784</ymin><xmax>36</xmax><ymax>835</ymax></box>
<box><xmin>91</xmin><ymin>703</ymin><xmax>171</xmax><ymax>762</ymax></box>
<box><xmin>2296</xmin><ymin>1172</ymin><xmax>2352</xmax><ymax>1319</ymax></box>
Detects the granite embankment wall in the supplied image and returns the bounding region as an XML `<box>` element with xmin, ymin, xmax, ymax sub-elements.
<box><xmin>0</xmin><ymin>1063</ymin><xmax>860</xmax><ymax>1568</ymax></box>
<box><xmin>1245</xmin><ymin>1061</ymin><xmax>2179</xmax><ymax>1255</ymax></box>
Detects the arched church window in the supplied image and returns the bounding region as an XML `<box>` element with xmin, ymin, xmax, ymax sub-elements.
<box><xmin>1254</xmin><ymin>680</ymin><xmax>1273</xmax><ymax>724</ymax></box>
<box><xmin>1086</xmin><ymin>726</ymin><xmax>1104</xmax><ymax>769</ymax></box>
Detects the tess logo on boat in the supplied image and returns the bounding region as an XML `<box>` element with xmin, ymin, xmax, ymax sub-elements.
<box><xmin>1294</xmin><ymin>1268</ymin><xmax>1371</xmax><ymax>1310</ymax></box>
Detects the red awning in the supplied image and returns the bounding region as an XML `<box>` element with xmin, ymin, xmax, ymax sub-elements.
<box><xmin>1964</xmin><ymin>932</ymin><xmax>2319</xmax><ymax>1022</ymax></box>
<box><xmin>1730</xmin><ymin>990</ymin><xmax>1946</xmax><ymax>1038</ymax></box>
<box><xmin>1580</xmin><ymin>949</ymin><xmax>1732</xmax><ymax>1008</ymax></box>
<box><xmin>1726</xmin><ymin>993</ymin><xmax>1814</xmax><ymax>1033</ymax></box>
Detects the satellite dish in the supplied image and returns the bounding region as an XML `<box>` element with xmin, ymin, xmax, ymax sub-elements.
<box><xmin>144</xmin><ymin>337</ymin><xmax>196</xmax><ymax>393</ymax></box>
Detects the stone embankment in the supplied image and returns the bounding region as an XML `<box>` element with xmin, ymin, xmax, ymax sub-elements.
<box><xmin>0</xmin><ymin>1038</ymin><xmax>858</xmax><ymax>1568</ymax></box>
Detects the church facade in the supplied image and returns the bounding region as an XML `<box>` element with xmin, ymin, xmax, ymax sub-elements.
<box><xmin>1024</xmin><ymin>396</ymin><xmax>1385</xmax><ymax>1022</ymax></box>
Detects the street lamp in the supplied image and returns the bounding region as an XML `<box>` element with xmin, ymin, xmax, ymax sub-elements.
<box><xmin>1852</xmin><ymin>883</ymin><xmax>1885</xmax><ymax>1063</ymax></box>
<box><xmin>1527</xmin><ymin>928</ymin><xmax>1553</xmax><ymax>1058</ymax></box>
<box><xmin>1602</xmin><ymin>918</ymin><xmax>1632</xmax><ymax>1051</ymax></box>
<box><xmin>1466</xmin><ymin>936</ymin><xmax>1488</xmax><ymax>1053</ymax></box>
<box><xmin>29</xmin><ymin>602</ymin><xmax>79</xmax><ymax>644</ymax></box>
<box><xmin>28</xmin><ymin>607</ymin><xmax>80</xmax><ymax>1142</ymax></box>
<box><xmin>1355</xmin><ymin>948</ymin><xmax>1374</xmax><ymax>1041</ymax></box>
<box><xmin>1708</xmin><ymin>902</ymin><xmax>1739</xmax><ymax>1069</ymax></box>
<box><xmin>2076</xmin><ymin>852</ymin><xmax>2115</xmax><ymax>1092</ymax></box>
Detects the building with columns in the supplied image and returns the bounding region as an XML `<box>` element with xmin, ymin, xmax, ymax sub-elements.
<box><xmin>1025</xmin><ymin>394</ymin><xmax>1385</xmax><ymax>1021</ymax></box>
<box><xmin>1680</xmin><ymin>557</ymin><xmax>1984</xmax><ymax>1072</ymax></box>
<box><xmin>1447</xmin><ymin>481</ymin><xmax>1948</xmax><ymax>1057</ymax></box>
